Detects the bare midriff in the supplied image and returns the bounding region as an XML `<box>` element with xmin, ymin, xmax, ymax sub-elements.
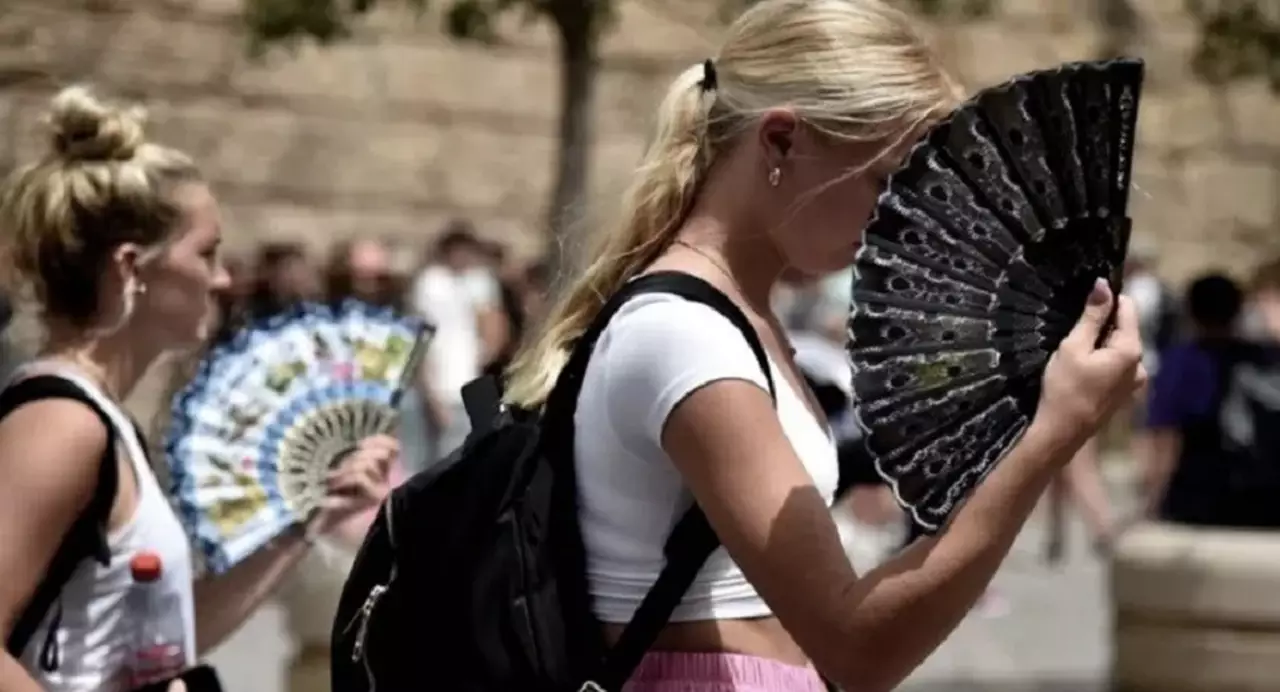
<box><xmin>603</xmin><ymin>616</ymin><xmax>810</xmax><ymax>666</ymax></box>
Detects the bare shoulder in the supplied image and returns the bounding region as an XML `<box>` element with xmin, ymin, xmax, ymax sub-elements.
<box><xmin>0</xmin><ymin>398</ymin><xmax>111</xmax><ymax>629</ymax></box>
<box><xmin>0</xmin><ymin>398</ymin><xmax>109</xmax><ymax>497</ymax></box>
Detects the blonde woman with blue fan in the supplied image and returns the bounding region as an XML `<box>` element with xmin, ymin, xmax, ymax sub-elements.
<box><xmin>0</xmin><ymin>86</ymin><xmax>394</xmax><ymax>692</ymax></box>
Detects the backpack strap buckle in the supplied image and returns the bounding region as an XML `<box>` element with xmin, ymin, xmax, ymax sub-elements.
<box><xmin>578</xmin><ymin>682</ymin><xmax>607</xmax><ymax>692</ymax></box>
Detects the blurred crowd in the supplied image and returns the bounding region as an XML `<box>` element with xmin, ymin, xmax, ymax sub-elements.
<box><xmin>771</xmin><ymin>243</ymin><xmax>1280</xmax><ymax>616</ymax></box>
<box><xmin>206</xmin><ymin>219</ymin><xmax>552</xmax><ymax>474</ymax></box>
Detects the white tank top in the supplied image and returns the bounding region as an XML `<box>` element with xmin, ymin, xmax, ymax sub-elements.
<box><xmin>13</xmin><ymin>368</ymin><xmax>197</xmax><ymax>692</ymax></box>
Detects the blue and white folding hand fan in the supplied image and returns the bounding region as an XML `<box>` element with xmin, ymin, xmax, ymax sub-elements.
<box><xmin>847</xmin><ymin>58</ymin><xmax>1144</xmax><ymax>533</ymax></box>
<box><xmin>165</xmin><ymin>299</ymin><xmax>431</xmax><ymax>573</ymax></box>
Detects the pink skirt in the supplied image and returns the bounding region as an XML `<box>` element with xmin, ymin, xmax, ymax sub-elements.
<box><xmin>623</xmin><ymin>651</ymin><xmax>828</xmax><ymax>691</ymax></box>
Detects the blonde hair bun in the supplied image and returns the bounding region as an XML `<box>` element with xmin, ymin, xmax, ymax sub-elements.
<box><xmin>45</xmin><ymin>85</ymin><xmax>147</xmax><ymax>163</ymax></box>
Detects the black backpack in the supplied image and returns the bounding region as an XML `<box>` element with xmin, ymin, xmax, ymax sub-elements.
<box><xmin>2</xmin><ymin>375</ymin><xmax>121</xmax><ymax>670</ymax></box>
<box><xmin>331</xmin><ymin>272</ymin><xmax>777</xmax><ymax>692</ymax></box>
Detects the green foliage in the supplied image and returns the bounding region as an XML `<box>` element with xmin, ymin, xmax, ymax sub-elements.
<box><xmin>1186</xmin><ymin>0</ymin><xmax>1280</xmax><ymax>91</ymax></box>
<box><xmin>242</xmin><ymin>0</ymin><xmax>614</xmax><ymax>56</ymax></box>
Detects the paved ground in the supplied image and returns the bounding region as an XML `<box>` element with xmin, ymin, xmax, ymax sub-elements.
<box><xmin>207</xmin><ymin>464</ymin><xmax>1139</xmax><ymax>692</ymax></box>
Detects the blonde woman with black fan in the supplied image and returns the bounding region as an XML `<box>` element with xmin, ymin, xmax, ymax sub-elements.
<box><xmin>503</xmin><ymin>1</ymin><xmax>1147</xmax><ymax>689</ymax></box>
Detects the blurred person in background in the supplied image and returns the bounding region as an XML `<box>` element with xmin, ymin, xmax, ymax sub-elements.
<box><xmin>324</xmin><ymin>238</ymin><xmax>402</xmax><ymax>309</ymax></box>
<box><xmin>479</xmin><ymin>240</ymin><xmax>523</xmax><ymax>379</ymax></box>
<box><xmin>1124</xmin><ymin>241</ymin><xmax>1181</xmax><ymax>376</ymax></box>
<box><xmin>409</xmin><ymin>220</ymin><xmax>503</xmax><ymax>464</ymax></box>
<box><xmin>279</xmin><ymin>236</ymin><xmax>408</xmax><ymax>692</ymax></box>
<box><xmin>0</xmin><ymin>86</ymin><xmax>393</xmax><ymax>692</ymax></box>
<box><xmin>246</xmin><ymin>242</ymin><xmax>318</xmax><ymax>320</ymax></box>
<box><xmin>777</xmin><ymin>266</ymin><xmax>905</xmax><ymax>569</ymax></box>
<box><xmin>1141</xmin><ymin>272</ymin><xmax>1263</xmax><ymax>524</ymax></box>
<box><xmin>1041</xmin><ymin>437</ymin><xmax>1117</xmax><ymax>564</ymax></box>
<box><xmin>1041</xmin><ymin>248</ymin><xmax>1176</xmax><ymax>563</ymax></box>
<box><xmin>1244</xmin><ymin>256</ymin><xmax>1280</xmax><ymax>344</ymax></box>
<box><xmin>207</xmin><ymin>254</ymin><xmax>252</xmax><ymax>344</ymax></box>
<box><xmin>521</xmin><ymin>257</ymin><xmax>553</xmax><ymax>328</ymax></box>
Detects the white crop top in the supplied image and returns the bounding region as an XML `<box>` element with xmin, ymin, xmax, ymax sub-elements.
<box><xmin>575</xmin><ymin>293</ymin><xmax>840</xmax><ymax>624</ymax></box>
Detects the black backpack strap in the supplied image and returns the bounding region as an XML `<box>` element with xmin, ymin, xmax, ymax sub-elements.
<box><xmin>3</xmin><ymin>375</ymin><xmax>120</xmax><ymax>666</ymax></box>
<box><xmin>546</xmin><ymin>271</ymin><xmax>776</xmax><ymax>690</ymax></box>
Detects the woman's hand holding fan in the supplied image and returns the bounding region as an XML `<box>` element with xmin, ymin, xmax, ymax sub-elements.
<box><xmin>166</xmin><ymin>300</ymin><xmax>431</xmax><ymax>574</ymax></box>
<box><xmin>1036</xmin><ymin>280</ymin><xmax>1147</xmax><ymax>443</ymax></box>
<box><xmin>306</xmin><ymin>433</ymin><xmax>398</xmax><ymax>540</ymax></box>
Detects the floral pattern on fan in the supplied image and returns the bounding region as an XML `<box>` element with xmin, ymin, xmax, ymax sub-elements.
<box><xmin>848</xmin><ymin>58</ymin><xmax>1145</xmax><ymax>532</ymax></box>
<box><xmin>165</xmin><ymin>299</ymin><xmax>431</xmax><ymax>574</ymax></box>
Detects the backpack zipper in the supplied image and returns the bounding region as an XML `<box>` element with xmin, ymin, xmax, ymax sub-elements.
<box><xmin>505</xmin><ymin>510</ymin><xmax>544</xmax><ymax>676</ymax></box>
<box><xmin>345</xmin><ymin>500</ymin><xmax>398</xmax><ymax>690</ymax></box>
<box><xmin>351</xmin><ymin>584</ymin><xmax>387</xmax><ymax>664</ymax></box>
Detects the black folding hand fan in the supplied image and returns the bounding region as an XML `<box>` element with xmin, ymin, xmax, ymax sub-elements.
<box><xmin>847</xmin><ymin>58</ymin><xmax>1144</xmax><ymax>532</ymax></box>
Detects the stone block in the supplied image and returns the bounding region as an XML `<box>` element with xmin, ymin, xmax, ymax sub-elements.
<box><xmin>1225</xmin><ymin>81</ymin><xmax>1280</xmax><ymax>151</ymax></box>
<box><xmin>225</xmin><ymin>113</ymin><xmax>445</xmax><ymax>207</ymax></box>
<box><xmin>143</xmin><ymin>96</ymin><xmax>234</xmax><ymax>164</ymax></box>
<box><xmin>950</xmin><ymin>21</ymin><xmax>1056</xmax><ymax>90</ymax></box>
<box><xmin>1037</xmin><ymin>21</ymin><xmax>1105</xmax><ymax>64</ymax></box>
<box><xmin>1136</xmin><ymin>87</ymin><xmax>1228</xmax><ymax>152</ymax></box>
<box><xmin>1181</xmin><ymin>155</ymin><xmax>1277</xmax><ymax>230</ymax></box>
<box><xmin>230</xmin><ymin>41</ymin><xmax>388</xmax><ymax>109</ymax></box>
<box><xmin>996</xmin><ymin>0</ymin><xmax>1057</xmax><ymax>19</ymax></box>
<box><xmin>433</xmin><ymin>124</ymin><xmax>555</xmax><ymax>213</ymax></box>
<box><xmin>186</xmin><ymin>102</ymin><xmax>301</xmax><ymax>188</ymax></box>
<box><xmin>2</xmin><ymin>90</ymin><xmax>59</xmax><ymax>167</ymax></box>
<box><xmin>377</xmin><ymin>41</ymin><xmax>559</xmax><ymax>127</ymax></box>
<box><xmin>1129</xmin><ymin>153</ymin><xmax>1196</xmax><ymax>245</ymax></box>
<box><xmin>598</xmin><ymin>70</ymin><xmax>671</xmax><ymax>136</ymax></box>
<box><xmin>1133</xmin><ymin>22</ymin><xmax>1202</xmax><ymax>93</ymax></box>
<box><xmin>0</xmin><ymin>4</ymin><xmax>66</xmax><ymax>79</ymax></box>
<box><xmin>96</xmin><ymin>10</ymin><xmax>234</xmax><ymax>90</ymax></box>
<box><xmin>1113</xmin><ymin>523</ymin><xmax>1280</xmax><ymax>692</ymax></box>
<box><xmin>601</xmin><ymin>1</ymin><xmax>717</xmax><ymax>62</ymax></box>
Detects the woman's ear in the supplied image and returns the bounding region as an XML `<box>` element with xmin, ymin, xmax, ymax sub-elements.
<box><xmin>756</xmin><ymin>108</ymin><xmax>798</xmax><ymax>170</ymax></box>
<box><xmin>111</xmin><ymin>243</ymin><xmax>144</xmax><ymax>291</ymax></box>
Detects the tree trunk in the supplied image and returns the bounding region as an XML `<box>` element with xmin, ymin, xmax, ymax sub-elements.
<box><xmin>546</xmin><ymin>4</ymin><xmax>599</xmax><ymax>279</ymax></box>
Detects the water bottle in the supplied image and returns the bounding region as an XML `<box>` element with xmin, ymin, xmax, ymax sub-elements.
<box><xmin>127</xmin><ymin>551</ymin><xmax>186</xmax><ymax>689</ymax></box>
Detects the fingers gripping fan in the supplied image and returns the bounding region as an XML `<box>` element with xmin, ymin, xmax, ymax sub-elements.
<box><xmin>848</xmin><ymin>58</ymin><xmax>1144</xmax><ymax>532</ymax></box>
<box><xmin>165</xmin><ymin>300</ymin><xmax>431</xmax><ymax>573</ymax></box>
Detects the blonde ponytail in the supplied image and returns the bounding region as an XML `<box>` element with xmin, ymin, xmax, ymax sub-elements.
<box><xmin>505</xmin><ymin>0</ymin><xmax>959</xmax><ymax>409</ymax></box>
<box><xmin>504</xmin><ymin>64</ymin><xmax>716</xmax><ymax>408</ymax></box>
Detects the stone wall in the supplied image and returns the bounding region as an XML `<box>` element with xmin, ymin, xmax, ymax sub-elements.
<box><xmin>0</xmin><ymin>0</ymin><xmax>1276</xmax><ymax>283</ymax></box>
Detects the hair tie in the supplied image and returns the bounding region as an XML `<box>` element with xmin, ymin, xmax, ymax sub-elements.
<box><xmin>700</xmin><ymin>59</ymin><xmax>718</xmax><ymax>93</ymax></box>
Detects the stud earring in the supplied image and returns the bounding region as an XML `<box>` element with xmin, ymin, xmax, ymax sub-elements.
<box><xmin>768</xmin><ymin>167</ymin><xmax>781</xmax><ymax>187</ymax></box>
<box><xmin>135</xmin><ymin>283</ymin><xmax>147</xmax><ymax>295</ymax></box>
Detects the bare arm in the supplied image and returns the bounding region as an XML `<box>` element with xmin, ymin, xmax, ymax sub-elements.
<box><xmin>664</xmin><ymin>381</ymin><xmax>1077</xmax><ymax>690</ymax></box>
<box><xmin>192</xmin><ymin>528</ymin><xmax>311</xmax><ymax>655</ymax></box>
<box><xmin>663</xmin><ymin>282</ymin><xmax>1142</xmax><ymax>691</ymax></box>
<box><xmin>476</xmin><ymin>305</ymin><xmax>510</xmax><ymax>368</ymax></box>
<box><xmin>1141</xmin><ymin>428</ymin><xmax>1180</xmax><ymax>518</ymax></box>
<box><xmin>0</xmin><ymin>402</ymin><xmax>110</xmax><ymax>692</ymax></box>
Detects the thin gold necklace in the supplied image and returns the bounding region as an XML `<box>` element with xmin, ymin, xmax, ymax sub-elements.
<box><xmin>670</xmin><ymin>239</ymin><xmax>795</xmax><ymax>356</ymax></box>
<box><xmin>673</xmin><ymin>238</ymin><xmax>733</xmax><ymax>279</ymax></box>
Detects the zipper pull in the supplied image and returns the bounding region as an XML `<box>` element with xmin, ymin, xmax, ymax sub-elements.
<box><xmin>350</xmin><ymin>584</ymin><xmax>388</xmax><ymax>663</ymax></box>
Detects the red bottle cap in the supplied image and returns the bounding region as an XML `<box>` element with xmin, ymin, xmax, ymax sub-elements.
<box><xmin>130</xmin><ymin>551</ymin><xmax>163</xmax><ymax>583</ymax></box>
